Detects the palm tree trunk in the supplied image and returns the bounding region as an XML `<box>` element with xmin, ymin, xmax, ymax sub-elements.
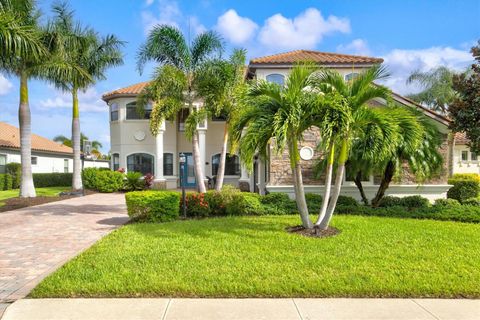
<box><xmin>192</xmin><ymin>131</ymin><xmax>206</xmax><ymax>193</ymax></box>
<box><xmin>371</xmin><ymin>160</ymin><xmax>395</xmax><ymax>207</ymax></box>
<box><xmin>319</xmin><ymin>140</ymin><xmax>348</xmax><ymax>230</ymax></box>
<box><xmin>290</xmin><ymin>139</ymin><xmax>312</xmax><ymax>229</ymax></box>
<box><xmin>71</xmin><ymin>88</ymin><xmax>82</xmax><ymax>190</ymax></box>
<box><xmin>315</xmin><ymin>144</ymin><xmax>334</xmax><ymax>226</ymax></box>
<box><xmin>215</xmin><ymin>124</ymin><xmax>228</xmax><ymax>191</ymax></box>
<box><xmin>354</xmin><ymin>171</ymin><xmax>369</xmax><ymax>205</ymax></box>
<box><xmin>18</xmin><ymin>71</ymin><xmax>36</xmax><ymax>198</ymax></box>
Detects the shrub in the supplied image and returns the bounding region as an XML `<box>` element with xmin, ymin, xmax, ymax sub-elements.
<box><xmin>144</xmin><ymin>173</ymin><xmax>154</xmax><ymax>189</ymax></box>
<box><xmin>434</xmin><ymin>198</ymin><xmax>461</xmax><ymax>207</ymax></box>
<box><xmin>337</xmin><ymin>195</ymin><xmax>358</xmax><ymax>206</ymax></box>
<box><xmin>33</xmin><ymin>173</ymin><xmax>72</xmax><ymax>187</ymax></box>
<box><xmin>204</xmin><ymin>190</ymin><xmax>226</xmax><ymax>216</ymax></box>
<box><xmin>0</xmin><ymin>174</ymin><xmax>13</xmax><ymax>190</ymax></box>
<box><xmin>262</xmin><ymin>193</ymin><xmax>297</xmax><ymax>214</ymax></box>
<box><xmin>399</xmin><ymin>195</ymin><xmax>430</xmax><ymax>208</ymax></box>
<box><xmin>183</xmin><ymin>192</ymin><xmax>210</xmax><ymax>218</ymax></box>
<box><xmin>82</xmin><ymin>168</ymin><xmax>99</xmax><ymax>190</ymax></box>
<box><xmin>305</xmin><ymin>193</ymin><xmax>323</xmax><ymax>213</ymax></box>
<box><xmin>378</xmin><ymin>196</ymin><xmax>403</xmax><ymax>207</ymax></box>
<box><xmin>124</xmin><ymin>172</ymin><xmax>144</xmax><ymax>191</ymax></box>
<box><xmin>451</xmin><ymin>173</ymin><xmax>480</xmax><ymax>183</ymax></box>
<box><xmin>126</xmin><ymin>191</ymin><xmax>180</xmax><ymax>222</ymax></box>
<box><xmin>226</xmin><ymin>192</ymin><xmax>264</xmax><ymax>216</ymax></box>
<box><xmin>463</xmin><ymin>198</ymin><xmax>480</xmax><ymax>206</ymax></box>
<box><xmin>447</xmin><ymin>179</ymin><xmax>480</xmax><ymax>203</ymax></box>
<box><xmin>95</xmin><ymin>170</ymin><xmax>124</xmax><ymax>192</ymax></box>
<box><xmin>6</xmin><ymin>162</ymin><xmax>21</xmax><ymax>188</ymax></box>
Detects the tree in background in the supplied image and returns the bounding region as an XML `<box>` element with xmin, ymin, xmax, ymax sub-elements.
<box><xmin>450</xmin><ymin>41</ymin><xmax>480</xmax><ymax>153</ymax></box>
<box><xmin>406</xmin><ymin>66</ymin><xmax>457</xmax><ymax>114</ymax></box>
<box><xmin>137</xmin><ymin>25</ymin><xmax>223</xmax><ymax>193</ymax></box>
<box><xmin>0</xmin><ymin>0</ymin><xmax>87</xmax><ymax>197</ymax></box>
<box><xmin>48</xmin><ymin>2</ymin><xmax>123</xmax><ymax>190</ymax></box>
<box><xmin>53</xmin><ymin>133</ymin><xmax>103</xmax><ymax>155</ymax></box>
<box><xmin>195</xmin><ymin>49</ymin><xmax>246</xmax><ymax>191</ymax></box>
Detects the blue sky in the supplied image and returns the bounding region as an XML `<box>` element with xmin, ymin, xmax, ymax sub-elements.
<box><xmin>1</xmin><ymin>0</ymin><xmax>479</xmax><ymax>152</ymax></box>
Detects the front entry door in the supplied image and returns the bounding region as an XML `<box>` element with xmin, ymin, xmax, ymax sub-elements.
<box><xmin>180</xmin><ymin>153</ymin><xmax>196</xmax><ymax>188</ymax></box>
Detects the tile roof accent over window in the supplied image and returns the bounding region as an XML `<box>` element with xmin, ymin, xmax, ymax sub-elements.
<box><xmin>102</xmin><ymin>81</ymin><xmax>150</xmax><ymax>101</ymax></box>
<box><xmin>250</xmin><ymin>50</ymin><xmax>384</xmax><ymax>65</ymax></box>
<box><xmin>455</xmin><ymin>132</ymin><xmax>470</xmax><ymax>145</ymax></box>
<box><xmin>0</xmin><ymin>122</ymin><xmax>73</xmax><ymax>154</ymax></box>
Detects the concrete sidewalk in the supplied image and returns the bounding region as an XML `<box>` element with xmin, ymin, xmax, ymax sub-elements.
<box><xmin>2</xmin><ymin>298</ymin><xmax>479</xmax><ymax>320</ymax></box>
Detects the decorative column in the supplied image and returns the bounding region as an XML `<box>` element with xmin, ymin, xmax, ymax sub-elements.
<box><xmin>238</xmin><ymin>129</ymin><xmax>251</xmax><ymax>191</ymax></box>
<box><xmin>258</xmin><ymin>158</ymin><xmax>266</xmax><ymax>195</ymax></box>
<box><xmin>154</xmin><ymin>120</ymin><xmax>166</xmax><ymax>189</ymax></box>
<box><xmin>198</xmin><ymin>129</ymin><xmax>207</xmax><ymax>181</ymax></box>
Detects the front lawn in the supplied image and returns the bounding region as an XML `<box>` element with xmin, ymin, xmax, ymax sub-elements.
<box><xmin>31</xmin><ymin>215</ymin><xmax>480</xmax><ymax>298</ymax></box>
<box><xmin>0</xmin><ymin>186</ymin><xmax>67</xmax><ymax>206</ymax></box>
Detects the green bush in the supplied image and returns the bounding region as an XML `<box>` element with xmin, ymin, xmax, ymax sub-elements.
<box><xmin>463</xmin><ymin>198</ymin><xmax>480</xmax><ymax>206</ymax></box>
<box><xmin>447</xmin><ymin>179</ymin><xmax>480</xmax><ymax>203</ymax></box>
<box><xmin>0</xmin><ymin>173</ymin><xmax>13</xmax><ymax>190</ymax></box>
<box><xmin>6</xmin><ymin>162</ymin><xmax>21</xmax><ymax>188</ymax></box>
<box><xmin>262</xmin><ymin>193</ymin><xmax>297</xmax><ymax>214</ymax></box>
<box><xmin>183</xmin><ymin>192</ymin><xmax>210</xmax><ymax>218</ymax></box>
<box><xmin>434</xmin><ymin>198</ymin><xmax>461</xmax><ymax>207</ymax></box>
<box><xmin>378</xmin><ymin>196</ymin><xmax>403</xmax><ymax>207</ymax></box>
<box><xmin>337</xmin><ymin>195</ymin><xmax>358</xmax><ymax>206</ymax></box>
<box><xmin>82</xmin><ymin>168</ymin><xmax>99</xmax><ymax>189</ymax></box>
<box><xmin>126</xmin><ymin>191</ymin><xmax>180</xmax><ymax>222</ymax></box>
<box><xmin>226</xmin><ymin>192</ymin><xmax>264</xmax><ymax>216</ymax></box>
<box><xmin>33</xmin><ymin>173</ymin><xmax>72</xmax><ymax>187</ymax></box>
<box><xmin>204</xmin><ymin>190</ymin><xmax>226</xmax><ymax>216</ymax></box>
<box><xmin>451</xmin><ymin>173</ymin><xmax>480</xmax><ymax>183</ymax></box>
<box><xmin>95</xmin><ymin>170</ymin><xmax>124</xmax><ymax>193</ymax></box>
<box><xmin>305</xmin><ymin>193</ymin><xmax>323</xmax><ymax>213</ymax></box>
<box><xmin>124</xmin><ymin>172</ymin><xmax>144</xmax><ymax>191</ymax></box>
<box><xmin>400</xmin><ymin>195</ymin><xmax>430</xmax><ymax>208</ymax></box>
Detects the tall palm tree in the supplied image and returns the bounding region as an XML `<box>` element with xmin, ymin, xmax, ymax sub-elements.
<box><xmin>0</xmin><ymin>0</ymin><xmax>87</xmax><ymax>197</ymax></box>
<box><xmin>53</xmin><ymin>133</ymin><xmax>103</xmax><ymax>153</ymax></box>
<box><xmin>311</xmin><ymin>65</ymin><xmax>395</xmax><ymax>230</ymax></box>
<box><xmin>48</xmin><ymin>3</ymin><xmax>123</xmax><ymax>190</ymax></box>
<box><xmin>406</xmin><ymin>66</ymin><xmax>457</xmax><ymax>114</ymax></box>
<box><xmin>233</xmin><ymin>63</ymin><xmax>344</xmax><ymax>229</ymax></box>
<box><xmin>195</xmin><ymin>49</ymin><xmax>246</xmax><ymax>191</ymax></box>
<box><xmin>136</xmin><ymin>25</ymin><xmax>223</xmax><ymax>193</ymax></box>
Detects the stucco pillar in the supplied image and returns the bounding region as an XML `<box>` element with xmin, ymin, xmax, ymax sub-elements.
<box><xmin>258</xmin><ymin>158</ymin><xmax>266</xmax><ymax>195</ymax></box>
<box><xmin>198</xmin><ymin>129</ymin><xmax>207</xmax><ymax>183</ymax></box>
<box><xmin>154</xmin><ymin>120</ymin><xmax>166</xmax><ymax>189</ymax></box>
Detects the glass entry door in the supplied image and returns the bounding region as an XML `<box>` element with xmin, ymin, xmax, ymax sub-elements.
<box><xmin>180</xmin><ymin>153</ymin><xmax>196</xmax><ymax>188</ymax></box>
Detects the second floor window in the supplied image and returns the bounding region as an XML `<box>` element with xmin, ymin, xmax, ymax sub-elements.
<box><xmin>126</xmin><ymin>102</ymin><xmax>151</xmax><ymax>120</ymax></box>
<box><xmin>110</xmin><ymin>103</ymin><xmax>119</xmax><ymax>121</ymax></box>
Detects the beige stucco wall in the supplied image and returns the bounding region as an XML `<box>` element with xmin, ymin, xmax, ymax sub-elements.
<box><xmin>453</xmin><ymin>144</ymin><xmax>480</xmax><ymax>174</ymax></box>
<box><xmin>254</xmin><ymin>66</ymin><xmax>368</xmax><ymax>82</ymax></box>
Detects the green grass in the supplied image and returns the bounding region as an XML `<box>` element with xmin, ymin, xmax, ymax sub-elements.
<box><xmin>31</xmin><ymin>215</ymin><xmax>480</xmax><ymax>298</ymax></box>
<box><xmin>0</xmin><ymin>186</ymin><xmax>67</xmax><ymax>206</ymax></box>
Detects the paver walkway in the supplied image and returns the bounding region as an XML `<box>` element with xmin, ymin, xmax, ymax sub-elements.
<box><xmin>0</xmin><ymin>193</ymin><xmax>128</xmax><ymax>316</ymax></box>
<box><xmin>2</xmin><ymin>298</ymin><xmax>480</xmax><ymax>320</ymax></box>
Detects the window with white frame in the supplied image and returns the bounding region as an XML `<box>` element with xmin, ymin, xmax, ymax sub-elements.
<box><xmin>112</xmin><ymin>153</ymin><xmax>119</xmax><ymax>171</ymax></box>
<box><xmin>31</xmin><ymin>156</ymin><xmax>37</xmax><ymax>165</ymax></box>
<box><xmin>163</xmin><ymin>153</ymin><xmax>173</xmax><ymax>176</ymax></box>
<box><xmin>110</xmin><ymin>103</ymin><xmax>119</xmax><ymax>121</ymax></box>
<box><xmin>64</xmin><ymin>159</ymin><xmax>69</xmax><ymax>173</ymax></box>
<box><xmin>345</xmin><ymin>73</ymin><xmax>359</xmax><ymax>81</ymax></box>
<box><xmin>212</xmin><ymin>153</ymin><xmax>240</xmax><ymax>176</ymax></box>
<box><xmin>472</xmin><ymin>152</ymin><xmax>478</xmax><ymax>161</ymax></box>
<box><xmin>266</xmin><ymin>73</ymin><xmax>285</xmax><ymax>86</ymax></box>
<box><xmin>461</xmin><ymin>150</ymin><xmax>469</xmax><ymax>161</ymax></box>
<box><xmin>0</xmin><ymin>154</ymin><xmax>6</xmax><ymax>173</ymax></box>
<box><xmin>127</xmin><ymin>153</ymin><xmax>154</xmax><ymax>175</ymax></box>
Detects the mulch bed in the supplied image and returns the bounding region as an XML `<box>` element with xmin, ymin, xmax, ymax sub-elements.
<box><xmin>286</xmin><ymin>225</ymin><xmax>341</xmax><ymax>238</ymax></box>
<box><xmin>0</xmin><ymin>190</ymin><xmax>97</xmax><ymax>213</ymax></box>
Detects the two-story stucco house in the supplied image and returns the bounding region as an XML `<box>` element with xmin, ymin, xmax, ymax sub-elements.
<box><xmin>102</xmin><ymin>50</ymin><xmax>459</xmax><ymax>201</ymax></box>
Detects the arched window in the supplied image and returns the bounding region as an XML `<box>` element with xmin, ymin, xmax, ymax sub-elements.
<box><xmin>345</xmin><ymin>73</ymin><xmax>359</xmax><ymax>81</ymax></box>
<box><xmin>266</xmin><ymin>73</ymin><xmax>285</xmax><ymax>86</ymax></box>
<box><xmin>163</xmin><ymin>153</ymin><xmax>173</xmax><ymax>176</ymax></box>
<box><xmin>127</xmin><ymin>153</ymin><xmax>154</xmax><ymax>175</ymax></box>
<box><xmin>212</xmin><ymin>153</ymin><xmax>240</xmax><ymax>176</ymax></box>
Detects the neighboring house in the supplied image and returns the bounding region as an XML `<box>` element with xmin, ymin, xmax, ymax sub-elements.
<box><xmin>453</xmin><ymin>132</ymin><xmax>479</xmax><ymax>174</ymax></box>
<box><xmin>102</xmin><ymin>50</ymin><xmax>459</xmax><ymax>200</ymax></box>
<box><xmin>0</xmin><ymin>122</ymin><xmax>109</xmax><ymax>174</ymax></box>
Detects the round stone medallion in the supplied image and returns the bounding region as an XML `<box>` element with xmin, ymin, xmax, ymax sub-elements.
<box><xmin>134</xmin><ymin>130</ymin><xmax>146</xmax><ymax>141</ymax></box>
<box><xmin>299</xmin><ymin>146</ymin><xmax>314</xmax><ymax>160</ymax></box>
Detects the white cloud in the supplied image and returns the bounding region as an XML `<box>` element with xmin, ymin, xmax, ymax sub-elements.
<box><xmin>0</xmin><ymin>74</ymin><xmax>13</xmax><ymax>95</ymax></box>
<box><xmin>39</xmin><ymin>88</ymin><xmax>107</xmax><ymax>113</ymax></box>
<box><xmin>258</xmin><ymin>8</ymin><xmax>350</xmax><ymax>50</ymax></box>
<box><xmin>380</xmin><ymin>46</ymin><xmax>473</xmax><ymax>94</ymax></box>
<box><xmin>189</xmin><ymin>16</ymin><xmax>207</xmax><ymax>36</ymax></box>
<box><xmin>145</xmin><ymin>0</ymin><xmax>154</xmax><ymax>6</ymax></box>
<box><xmin>337</xmin><ymin>38</ymin><xmax>371</xmax><ymax>56</ymax></box>
<box><xmin>215</xmin><ymin>9</ymin><xmax>258</xmax><ymax>44</ymax></box>
<box><xmin>141</xmin><ymin>0</ymin><xmax>181</xmax><ymax>34</ymax></box>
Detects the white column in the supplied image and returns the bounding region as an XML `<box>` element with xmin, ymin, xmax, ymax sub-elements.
<box><xmin>258</xmin><ymin>158</ymin><xmax>266</xmax><ymax>195</ymax></box>
<box><xmin>198</xmin><ymin>129</ymin><xmax>207</xmax><ymax>177</ymax></box>
<box><xmin>155</xmin><ymin>120</ymin><xmax>166</xmax><ymax>182</ymax></box>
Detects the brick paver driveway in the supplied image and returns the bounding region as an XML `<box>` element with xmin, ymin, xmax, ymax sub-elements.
<box><xmin>0</xmin><ymin>193</ymin><xmax>128</xmax><ymax>307</ymax></box>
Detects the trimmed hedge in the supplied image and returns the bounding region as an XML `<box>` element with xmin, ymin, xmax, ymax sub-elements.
<box><xmin>6</xmin><ymin>162</ymin><xmax>21</xmax><ymax>188</ymax></box>
<box><xmin>379</xmin><ymin>195</ymin><xmax>430</xmax><ymax>208</ymax></box>
<box><xmin>447</xmin><ymin>179</ymin><xmax>480</xmax><ymax>203</ymax></box>
<box><xmin>126</xmin><ymin>191</ymin><xmax>180</xmax><ymax>222</ymax></box>
<box><xmin>434</xmin><ymin>198</ymin><xmax>461</xmax><ymax>207</ymax></box>
<box><xmin>262</xmin><ymin>192</ymin><xmax>297</xmax><ymax>215</ymax></box>
<box><xmin>33</xmin><ymin>173</ymin><xmax>72</xmax><ymax>187</ymax></box>
<box><xmin>226</xmin><ymin>192</ymin><xmax>264</xmax><ymax>216</ymax></box>
<box><xmin>0</xmin><ymin>173</ymin><xmax>14</xmax><ymax>190</ymax></box>
<box><xmin>82</xmin><ymin>168</ymin><xmax>123</xmax><ymax>192</ymax></box>
<box><xmin>463</xmin><ymin>198</ymin><xmax>480</xmax><ymax>206</ymax></box>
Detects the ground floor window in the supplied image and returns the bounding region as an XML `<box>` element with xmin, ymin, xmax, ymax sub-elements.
<box><xmin>461</xmin><ymin>150</ymin><xmax>469</xmax><ymax>161</ymax></box>
<box><xmin>164</xmin><ymin>153</ymin><xmax>173</xmax><ymax>175</ymax></box>
<box><xmin>212</xmin><ymin>153</ymin><xmax>240</xmax><ymax>176</ymax></box>
<box><xmin>112</xmin><ymin>153</ymin><xmax>119</xmax><ymax>171</ymax></box>
<box><xmin>31</xmin><ymin>156</ymin><xmax>37</xmax><ymax>165</ymax></box>
<box><xmin>0</xmin><ymin>154</ymin><xmax>6</xmax><ymax>173</ymax></box>
<box><xmin>64</xmin><ymin>159</ymin><xmax>69</xmax><ymax>173</ymax></box>
<box><xmin>127</xmin><ymin>153</ymin><xmax>154</xmax><ymax>175</ymax></box>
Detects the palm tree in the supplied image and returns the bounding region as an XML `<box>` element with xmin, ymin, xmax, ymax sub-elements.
<box><xmin>136</xmin><ymin>25</ymin><xmax>223</xmax><ymax>193</ymax></box>
<box><xmin>195</xmin><ymin>49</ymin><xmax>246</xmax><ymax>191</ymax></box>
<box><xmin>371</xmin><ymin>110</ymin><xmax>443</xmax><ymax>206</ymax></box>
<box><xmin>53</xmin><ymin>133</ymin><xmax>103</xmax><ymax>153</ymax></box>
<box><xmin>232</xmin><ymin>63</ymin><xmax>344</xmax><ymax>229</ymax></box>
<box><xmin>0</xmin><ymin>0</ymin><xmax>87</xmax><ymax>197</ymax></box>
<box><xmin>48</xmin><ymin>3</ymin><xmax>123</xmax><ymax>190</ymax></box>
<box><xmin>406</xmin><ymin>66</ymin><xmax>457</xmax><ymax>114</ymax></box>
<box><xmin>311</xmin><ymin>65</ymin><xmax>395</xmax><ymax>230</ymax></box>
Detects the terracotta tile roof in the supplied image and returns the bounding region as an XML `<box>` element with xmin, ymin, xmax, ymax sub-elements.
<box><xmin>250</xmin><ymin>50</ymin><xmax>384</xmax><ymax>65</ymax></box>
<box><xmin>102</xmin><ymin>81</ymin><xmax>150</xmax><ymax>101</ymax></box>
<box><xmin>0</xmin><ymin>122</ymin><xmax>73</xmax><ymax>154</ymax></box>
<box><xmin>455</xmin><ymin>132</ymin><xmax>470</xmax><ymax>145</ymax></box>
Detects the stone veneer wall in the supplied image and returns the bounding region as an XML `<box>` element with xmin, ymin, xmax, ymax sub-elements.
<box><xmin>269</xmin><ymin>128</ymin><xmax>451</xmax><ymax>186</ymax></box>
